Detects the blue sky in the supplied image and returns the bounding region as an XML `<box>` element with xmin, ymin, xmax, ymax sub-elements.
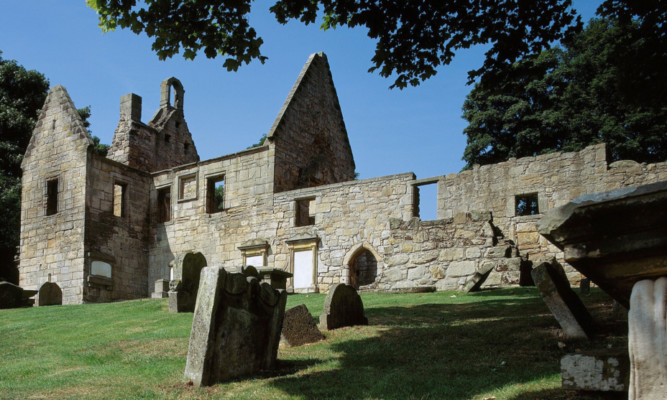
<box><xmin>1</xmin><ymin>1</ymin><xmax>601</xmax><ymax>216</ymax></box>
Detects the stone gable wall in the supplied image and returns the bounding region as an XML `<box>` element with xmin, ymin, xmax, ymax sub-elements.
<box><xmin>19</xmin><ymin>86</ymin><xmax>92</xmax><ymax>304</ymax></box>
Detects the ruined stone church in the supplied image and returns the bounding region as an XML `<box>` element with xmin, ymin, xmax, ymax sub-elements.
<box><xmin>18</xmin><ymin>53</ymin><xmax>667</xmax><ymax>304</ymax></box>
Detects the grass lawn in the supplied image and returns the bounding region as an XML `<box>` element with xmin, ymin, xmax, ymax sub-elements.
<box><xmin>0</xmin><ymin>288</ymin><xmax>627</xmax><ymax>399</ymax></box>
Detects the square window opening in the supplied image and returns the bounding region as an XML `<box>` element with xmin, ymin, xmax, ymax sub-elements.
<box><xmin>207</xmin><ymin>175</ymin><xmax>225</xmax><ymax>213</ymax></box>
<box><xmin>515</xmin><ymin>193</ymin><xmax>539</xmax><ymax>216</ymax></box>
<box><xmin>113</xmin><ymin>182</ymin><xmax>127</xmax><ymax>217</ymax></box>
<box><xmin>157</xmin><ymin>187</ymin><xmax>171</xmax><ymax>222</ymax></box>
<box><xmin>46</xmin><ymin>179</ymin><xmax>58</xmax><ymax>216</ymax></box>
<box><xmin>413</xmin><ymin>183</ymin><xmax>438</xmax><ymax>220</ymax></box>
<box><xmin>295</xmin><ymin>198</ymin><xmax>315</xmax><ymax>226</ymax></box>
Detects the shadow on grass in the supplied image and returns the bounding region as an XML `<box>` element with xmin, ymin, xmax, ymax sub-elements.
<box><xmin>269</xmin><ymin>295</ymin><xmax>621</xmax><ymax>400</ymax></box>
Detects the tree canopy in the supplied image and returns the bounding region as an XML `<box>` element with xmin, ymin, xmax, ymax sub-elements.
<box><xmin>461</xmin><ymin>15</ymin><xmax>666</xmax><ymax>168</ymax></box>
<box><xmin>86</xmin><ymin>0</ymin><xmax>587</xmax><ymax>88</ymax></box>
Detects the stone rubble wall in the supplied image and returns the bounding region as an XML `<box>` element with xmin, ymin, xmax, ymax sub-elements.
<box><xmin>84</xmin><ymin>155</ymin><xmax>151</xmax><ymax>302</ymax></box>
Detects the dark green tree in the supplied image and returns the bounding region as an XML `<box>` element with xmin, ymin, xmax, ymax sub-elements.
<box><xmin>87</xmin><ymin>0</ymin><xmax>582</xmax><ymax>89</ymax></box>
<box><xmin>462</xmin><ymin>16</ymin><xmax>666</xmax><ymax>168</ymax></box>
<box><xmin>0</xmin><ymin>52</ymin><xmax>49</xmax><ymax>283</ymax></box>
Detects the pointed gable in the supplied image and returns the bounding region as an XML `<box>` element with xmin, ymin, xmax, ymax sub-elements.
<box><xmin>268</xmin><ymin>52</ymin><xmax>356</xmax><ymax>192</ymax></box>
<box><xmin>22</xmin><ymin>85</ymin><xmax>93</xmax><ymax>166</ymax></box>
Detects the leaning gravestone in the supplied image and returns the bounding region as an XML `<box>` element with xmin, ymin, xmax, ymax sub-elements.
<box><xmin>281</xmin><ymin>304</ymin><xmax>325</xmax><ymax>346</ymax></box>
<box><xmin>169</xmin><ymin>251</ymin><xmax>207</xmax><ymax>313</ymax></box>
<box><xmin>531</xmin><ymin>259</ymin><xmax>595</xmax><ymax>340</ymax></box>
<box><xmin>184</xmin><ymin>266</ymin><xmax>287</xmax><ymax>386</ymax></box>
<box><xmin>37</xmin><ymin>282</ymin><xmax>62</xmax><ymax>306</ymax></box>
<box><xmin>319</xmin><ymin>283</ymin><xmax>368</xmax><ymax>330</ymax></box>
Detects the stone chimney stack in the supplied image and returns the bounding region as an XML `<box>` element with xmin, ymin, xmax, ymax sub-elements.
<box><xmin>120</xmin><ymin>93</ymin><xmax>142</xmax><ymax>122</ymax></box>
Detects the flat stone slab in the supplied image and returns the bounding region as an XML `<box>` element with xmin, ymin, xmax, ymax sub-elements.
<box><xmin>531</xmin><ymin>259</ymin><xmax>595</xmax><ymax>339</ymax></box>
<box><xmin>281</xmin><ymin>304</ymin><xmax>325</xmax><ymax>347</ymax></box>
<box><xmin>184</xmin><ymin>266</ymin><xmax>287</xmax><ymax>386</ymax></box>
<box><xmin>319</xmin><ymin>283</ymin><xmax>368</xmax><ymax>330</ymax></box>
<box><xmin>561</xmin><ymin>352</ymin><xmax>629</xmax><ymax>392</ymax></box>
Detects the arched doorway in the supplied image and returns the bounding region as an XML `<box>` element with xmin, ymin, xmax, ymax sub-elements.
<box><xmin>347</xmin><ymin>246</ymin><xmax>380</xmax><ymax>289</ymax></box>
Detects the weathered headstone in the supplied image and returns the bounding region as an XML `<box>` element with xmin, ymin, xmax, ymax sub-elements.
<box><xmin>168</xmin><ymin>251</ymin><xmax>207</xmax><ymax>313</ymax></box>
<box><xmin>151</xmin><ymin>279</ymin><xmax>169</xmax><ymax>299</ymax></box>
<box><xmin>459</xmin><ymin>262</ymin><xmax>495</xmax><ymax>293</ymax></box>
<box><xmin>37</xmin><ymin>282</ymin><xmax>62</xmax><ymax>306</ymax></box>
<box><xmin>281</xmin><ymin>304</ymin><xmax>325</xmax><ymax>346</ymax></box>
<box><xmin>628</xmin><ymin>277</ymin><xmax>667</xmax><ymax>400</ymax></box>
<box><xmin>0</xmin><ymin>281</ymin><xmax>36</xmax><ymax>309</ymax></box>
<box><xmin>531</xmin><ymin>259</ymin><xmax>595</xmax><ymax>339</ymax></box>
<box><xmin>184</xmin><ymin>266</ymin><xmax>287</xmax><ymax>386</ymax></box>
<box><xmin>319</xmin><ymin>283</ymin><xmax>368</xmax><ymax>330</ymax></box>
<box><xmin>561</xmin><ymin>352</ymin><xmax>629</xmax><ymax>392</ymax></box>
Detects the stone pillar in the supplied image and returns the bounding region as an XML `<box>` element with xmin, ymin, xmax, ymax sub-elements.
<box><xmin>628</xmin><ymin>277</ymin><xmax>666</xmax><ymax>400</ymax></box>
<box><xmin>120</xmin><ymin>93</ymin><xmax>142</xmax><ymax>122</ymax></box>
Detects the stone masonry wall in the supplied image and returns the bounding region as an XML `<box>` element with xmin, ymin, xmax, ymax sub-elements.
<box><xmin>84</xmin><ymin>155</ymin><xmax>151</xmax><ymax>302</ymax></box>
<box><xmin>269</xmin><ymin>52</ymin><xmax>355</xmax><ymax>192</ymax></box>
<box><xmin>19</xmin><ymin>86</ymin><xmax>92</xmax><ymax>304</ymax></box>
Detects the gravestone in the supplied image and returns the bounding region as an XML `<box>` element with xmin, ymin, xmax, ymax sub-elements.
<box><xmin>184</xmin><ymin>266</ymin><xmax>287</xmax><ymax>386</ymax></box>
<box><xmin>151</xmin><ymin>279</ymin><xmax>169</xmax><ymax>299</ymax></box>
<box><xmin>37</xmin><ymin>282</ymin><xmax>62</xmax><ymax>306</ymax></box>
<box><xmin>0</xmin><ymin>281</ymin><xmax>36</xmax><ymax>308</ymax></box>
<box><xmin>628</xmin><ymin>277</ymin><xmax>666</xmax><ymax>400</ymax></box>
<box><xmin>459</xmin><ymin>262</ymin><xmax>495</xmax><ymax>293</ymax></box>
<box><xmin>531</xmin><ymin>259</ymin><xmax>595</xmax><ymax>339</ymax></box>
<box><xmin>169</xmin><ymin>251</ymin><xmax>207</xmax><ymax>313</ymax></box>
<box><xmin>281</xmin><ymin>304</ymin><xmax>325</xmax><ymax>346</ymax></box>
<box><xmin>319</xmin><ymin>283</ymin><xmax>368</xmax><ymax>330</ymax></box>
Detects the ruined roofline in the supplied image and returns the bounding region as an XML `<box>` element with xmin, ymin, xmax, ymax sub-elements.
<box><xmin>149</xmin><ymin>144</ymin><xmax>269</xmax><ymax>176</ymax></box>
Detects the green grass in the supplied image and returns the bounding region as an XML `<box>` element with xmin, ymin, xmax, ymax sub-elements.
<box><xmin>0</xmin><ymin>288</ymin><xmax>626</xmax><ymax>400</ymax></box>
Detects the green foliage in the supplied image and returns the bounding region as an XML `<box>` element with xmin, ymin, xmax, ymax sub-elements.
<box><xmin>462</xmin><ymin>15</ymin><xmax>666</xmax><ymax>168</ymax></box>
<box><xmin>0</xmin><ymin>51</ymin><xmax>49</xmax><ymax>283</ymax></box>
<box><xmin>77</xmin><ymin>106</ymin><xmax>109</xmax><ymax>157</ymax></box>
<box><xmin>247</xmin><ymin>133</ymin><xmax>267</xmax><ymax>149</ymax></box>
<box><xmin>87</xmin><ymin>0</ymin><xmax>584</xmax><ymax>89</ymax></box>
<box><xmin>0</xmin><ymin>289</ymin><xmax>620</xmax><ymax>399</ymax></box>
<box><xmin>213</xmin><ymin>183</ymin><xmax>224</xmax><ymax>212</ymax></box>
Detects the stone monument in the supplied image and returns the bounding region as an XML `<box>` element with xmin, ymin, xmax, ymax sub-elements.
<box><xmin>168</xmin><ymin>251</ymin><xmax>207</xmax><ymax>313</ymax></box>
<box><xmin>281</xmin><ymin>304</ymin><xmax>325</xmax><ymax>346</ymax></box>
<box><xmin>184</xmin><ymin>266</ymin><xmax>287</xmax><ymax>386</ymax></box>
<box><xmin>37</xmin><ymin>281</ymin><xmax>62</xmax><ymax>306</ymax></box>
<box><xmin>319</xmin><ymin>283</ymin><xmax>368</xmax><ymax>330</ymax></box>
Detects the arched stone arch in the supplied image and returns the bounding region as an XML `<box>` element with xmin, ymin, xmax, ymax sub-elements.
<box><xmin>344</xmin><ymin>243</ymin><xmax>382</xmax><ymax>289</ymax></box>
<box><xmin>160</xmin><ymin>77</ymin><xmax>184</xmax><ymax>110</ymax></box>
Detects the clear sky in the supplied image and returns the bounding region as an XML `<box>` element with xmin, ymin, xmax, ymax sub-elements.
<box><xmin>1</xmin><ymin>1</ymin><xmax>602</xmax><ymax>213</ymax></box>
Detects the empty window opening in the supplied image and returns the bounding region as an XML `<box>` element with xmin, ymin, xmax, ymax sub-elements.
<box><xmin>295</xmin><ymin>198</ymin><xmax>315</xmax><ymax>226</ymax></box>
<box><xmin>157</xmin><ymin>187</ymin><xmax>171</xmax><ymax>222</ymax></box>
<box><xmin>46</xmin><ymin>179</ymin><xmax>58</xmax><ymax>216</ymax></box>
<box><xmin>414</xmin><ymin>183</ymin><xmax>438</xmax><ymax>220</ymax></box>
<box><xmin>164</xmin><ymin>134</ymin><xmax>171</xmax><ymax>143</ymax></box>
<box><xmin>113</xmin><ymin>182</ymin><xmax>127</xmax><ymax>217</ymax></box>
<box><xmin>184</xmin><ymin>142</ymin><xmax>189</xmax><ymax>153</ymax></box>
<box><xmin>515</xmin><ymin>193</ymin><xmax>539</xmax><ymax>216</ymax></box>
<box><xmin>350</xmin><ymin>249</ymin><xmax>378</xmax><ymax>289</ymax></box>
<box><xmin>206</xmin><ymin>175</ymin><xmax>225</xmax><ymax>213</ymax></box>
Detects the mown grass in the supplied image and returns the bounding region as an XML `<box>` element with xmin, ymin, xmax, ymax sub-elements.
<box><xmin>0</xmin><ymin>288</ymin><xmax>626</xmax><ymax>400</ymax></box>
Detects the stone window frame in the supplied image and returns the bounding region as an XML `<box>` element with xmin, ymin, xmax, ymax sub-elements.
<box><xmin>294</xmin><ymin>197</ymin><xmax>316</xmax><ymax>227</ymax></box>
<box><xmin>177</xmin><ymin>172</ymin><xmax>198</xmax><ymax>202</ymax></box>
<box><xmin>113</xmin><ymin>180</ymin><xmax>128</xmax><ymax>218</ymax></box>
<box><xmin>86</xmin><ymin>252</ymin><xmax>115</xmax><ymax>291</ymax></box>
<box><xmin>286</xmin><ymin>236</ymin><xmax>319</xmax><ymax>293</ymax></box>
<box><xmin>238</xmin><ymin>240</ymin><xmax>269</xmax><ymax>267</ymax></box>
<box><xmin>205</xmin><ymin>172</ymin><xmax>226</xmax><ymax>214</ymax></box>
<box><xmin>411</xmin><ymin>177</ymin><xmax>439</xmax><ymax>220</ymax></box>
<box><xmin>156</xmin><ymin>184</ymin><xmax>172</xmax><ymax>223</ymax></box>
<box><xmin>45</xmin><ymin>177</ymin><xmax>60</xmax><ymax>216</ymax></box>
<box><xmin>514</xmin><ymin>192</ymin><xmax>541</xmax><ymax>216</ymax></box>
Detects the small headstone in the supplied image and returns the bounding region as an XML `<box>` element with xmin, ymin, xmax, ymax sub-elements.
<box><xmin>531</xmin><ymin>259</ymin><xmax>595</xmax><ymax>339</ymax></box>
<box><xmin>459</xmin><ymin>262</ymin><xmax>495</xmax><ymax>293</ymax></box>
<box><xmin>561</xmin><ymin>352</ymin><xmax>629</xmax><ymax>392</ymax></box>
<box><xmin>184</xmin><ymin>266</ymin><xmax>287</xmax><ymax>386</ymax></box>
<box><xmin>37</xmin><ymin>282</ymin><xmax>62</xmax><ymax>306</ymax></box>
<box><xmin>319</xmin><ymin>283</ymin><xmax>368</xmax><ymax>330</ymax></box>
<box><xmin>151</xmin><ymin>279</ymin><xmax>169</xmax><ymax>299</ymax></box>
<box><xmin>168</xmin><ymin>251</ymin><xmax>207</xmax><ymax>313</ymax></box>
<box><xmin>281</xmin><ymin>304</ymin><xmax>325</xmax><ymax>346</ymax></box>
<box><xmin>628</xmin><ymin>277</ymin><xmax>667</xmax><ymax>400</ymax></box>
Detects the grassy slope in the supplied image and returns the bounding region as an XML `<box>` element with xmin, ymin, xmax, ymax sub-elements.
<box><xmin>0</xmin><ymin>288</ymin><xmax>625</xmax><ymax>400</ymax></box>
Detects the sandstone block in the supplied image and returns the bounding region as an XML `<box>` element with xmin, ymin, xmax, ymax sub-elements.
<box><xmin>446</xmin><ymin>261</ymin><xmax>476</xmax><ymax>278</ymax></box>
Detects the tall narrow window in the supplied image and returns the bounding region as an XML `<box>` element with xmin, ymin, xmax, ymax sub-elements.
<box><xmin>157</xmin><ymin>187</ymin><xmax>171</xmax><ymax>222</ymax></box>
<box><xmin>295</xmin><ymin>197</ymin><xmax>315</xmax><ymax>226</ymax></box>
<box><xmin>413</xmin><ymin>182</ymin><xmax>438</xmax><ymax>220</ymax></box>
<box><xmin>515</xmin><ymin>193</ymin><xmax>539</xmax><ymax>216</ymax></box>
<box><xmin>113</xmin><ymin>182</ymin><xmax>127</xmax><ymax>217</ymax></box>
<box><xmin>206</xmin><ymin>175</ymin><xmax>225</xmax><ymax>213</ymax></box>
<box><xmin>46</xmin><ymin>179</ymin><xmax>58</xmax><ymax>216</ymax></box>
